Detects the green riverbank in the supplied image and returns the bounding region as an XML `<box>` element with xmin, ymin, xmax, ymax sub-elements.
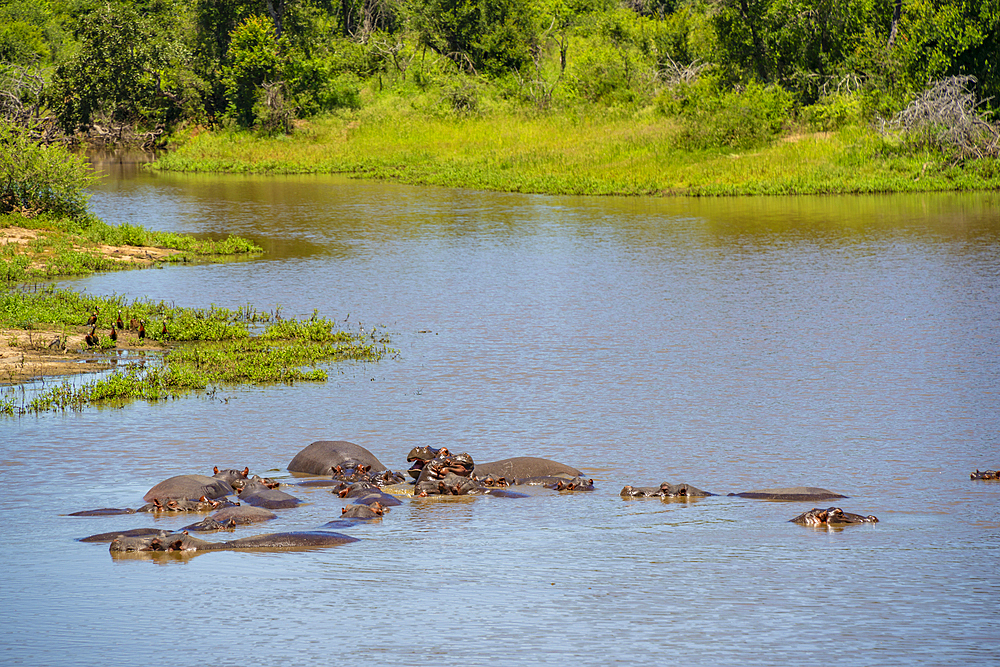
<box><xmin>1</xmin><ymin>212</ymin><xmax>262</xmax><ymax>283</ymax></box>
<box><xmin>152</xmin><ymin>113</ymin><xmax>1000</xmax><ymax>196</ymax></box>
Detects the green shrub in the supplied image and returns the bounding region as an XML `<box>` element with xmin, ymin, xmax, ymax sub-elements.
<box><xmin>801</xmin><ymin>92</ymin><xmax>863</xmax><ymax>131</ymax></box>
<box><xmin>0</xmin><ymin>121</ymin><xmax>95</xmax><ymax>217</ymax></box>
<box><xmin>661</xmin><ymin>78</ymin><xmax>794</xmax><ymax>150</ymax></box>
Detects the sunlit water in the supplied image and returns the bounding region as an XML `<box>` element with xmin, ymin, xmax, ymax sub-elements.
<box><xmin>2</xmin><ymin>154</ymin><xmax>998</xmax><ymax>665</ymax></box>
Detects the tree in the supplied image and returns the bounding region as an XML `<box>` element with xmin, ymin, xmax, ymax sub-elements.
<box><xmin>408</xmin><ymin>0</ymin><xmax>537</xmax><ymax>76</ymax></box>
<box><xmin>221</xmin><ymin>15</ymin><xmax>286</xmax><ymax>126</ymax></box>
<box><xmin>47</xmin><ymin>0</ymin><xmax>193</xmax><ymax>133</ymax></box>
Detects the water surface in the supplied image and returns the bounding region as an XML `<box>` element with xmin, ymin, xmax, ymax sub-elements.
<box><xmin>2</xmin><ymin>159</ymin><xmax>998</xmax><ymax>665</ymax></box>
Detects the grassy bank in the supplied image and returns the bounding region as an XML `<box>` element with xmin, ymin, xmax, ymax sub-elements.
<box><xmin>0</xmin><ymin>287</ymin><xmax>391</xmax><ymax>414</ymax></box>
<box><xmin>152</xmin><ymin>112</ymin><xmax>1000</xmax><ymax>196</ymax></box>
<box><xmin>1</xmin><ymin>212</ymin><xmax>262</xmax><ymax>282</ymax></box>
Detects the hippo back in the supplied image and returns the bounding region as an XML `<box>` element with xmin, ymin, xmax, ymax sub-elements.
<box><xmin>143</xmin><ymin>474</ymin><xmax>233</xmax><ymax>503</ymax></box>
<box><xmin>474</xmin><ymin>456</ymin><xmax>583</xmax><ymax>480</ymax></box>
<box><xmin>287</xmin><ymin>441</ymin><xmax>387</xmax><ymax>475</ymax></box>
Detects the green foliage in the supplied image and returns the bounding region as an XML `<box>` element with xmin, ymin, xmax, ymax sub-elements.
<box><xmin>47</xmin><ymin>1</ymin><xmax>185</xmax><ymax>131</ymax></box>
<box><xmin>0</xmin><ymin>0</ymin><xmax>51</xmax><ymax>65</ymax></box>
<box><xmin>0</xmin><ymin>121</ymin><xmax>95</xmax><ymax>217</ymax></box>
<box><xmin>659</xmin><ymin>77</ymin><xmax>794</xmax><ymax>150</ymax></box>
<box><xmin>410</xmin><ymin>0</ymin><xmax>538</xmax><ymax>76</ymax></box>
<box><xmin>222</xmin><ymin>15</ymin><xmax>286</xmax><ymax>127</ymax></box>
<box><xmin>284</xmin><ymin>41</ymin><xmax>371</xmax><ymax>114</ymax></box>
<box><xmin>801</xmin><ymin>92</ymin><xmax>862</xmax><ymax>131</ymax></box>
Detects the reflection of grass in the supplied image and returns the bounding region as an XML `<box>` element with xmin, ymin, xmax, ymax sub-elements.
<box><xmin>1</xmin><ymin>287</ymin><xmax>391</xmax><ymax>415</ymax></box>
<box><xmin>1</xmin><ymin>212</ymin><xmax>262</xmax><ymax>282</ymax></box>
<box><xmin>152</xmin><ymin>113</ymin><xmax>1000</xmax><ymax>195</ymax></box>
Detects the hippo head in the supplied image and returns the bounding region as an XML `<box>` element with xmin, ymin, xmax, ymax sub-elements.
<box><xmin>428</xmin><ymin>453</ymin><xmax>475</xmax><ymax>478</ymax></box>
<box><xmin>406</xmin><ymin>446</ymin><xmax>451</xmax><ymax>479</ymax></box>
<box><xmin>332</xmin><ymin>464</ymin><xmax>373</xmax><ymax>483</ymax></box>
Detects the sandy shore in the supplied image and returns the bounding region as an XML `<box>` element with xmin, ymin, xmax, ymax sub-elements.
<box><xmin>0</xmin><ymin>327</ymin><xmax>166</xmax><ymax>384</ymax></box>
<box><xmin>0</xmin><ymin>225</ymin><xmax>180</xmax><ymax>270</ymax></box>
<box><xmin>2</xmin><ymin>226</ymin><xmax>174</xmax><ymax>384</ymax></box>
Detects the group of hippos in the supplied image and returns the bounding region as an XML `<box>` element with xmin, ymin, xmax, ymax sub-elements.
<box><xmin>71</xmin><ymin>440</ymin><xmax>998</xmax><ymax>557</ymax></box>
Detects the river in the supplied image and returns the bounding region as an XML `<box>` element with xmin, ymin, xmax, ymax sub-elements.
<box><xmin>2</xmin><ymin>155</ymin><xmax>998</xmax><ymax>665</ymax></box>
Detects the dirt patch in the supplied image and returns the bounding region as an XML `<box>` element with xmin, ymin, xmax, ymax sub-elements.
<box><xmin>0</xmin><ymin>327</ymin><xmax>166</xmax><ymax>385</ymax></box>
<box><xmin>0</xmin><ymin>225</ymin><xmax>181</xmax><ymax>271</ymax></box>
<box><xmin>780</xmin><ymin>131</ymin><xmax>832</xmax><ymax>143</ymax></box>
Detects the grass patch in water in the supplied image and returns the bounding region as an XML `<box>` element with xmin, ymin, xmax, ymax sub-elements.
<box><xmin>0</xmin><ymin>287</ymin><xmax>391</xmax><ymax>414</ymax></box>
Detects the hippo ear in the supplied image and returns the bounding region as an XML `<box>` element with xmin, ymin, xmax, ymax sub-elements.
<box><xmin>342</xmin><ymin>507</ymin><xmax>347</xmax><ymax>514</ymax></box>
<box><xmin>214</xmin><ymin>466</ymin><xmax>220</xmax><ymax>474</ymax></box>
<box><xmin>241</xmin><ymin>467</ymin><xmax>249</xmax><ymax>477</ymax></box>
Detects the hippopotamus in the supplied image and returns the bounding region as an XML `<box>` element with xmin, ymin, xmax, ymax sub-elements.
<box><xmin>340</xmin><ymin>503</ymin><xmax>385</xmax><ymax>519</ymax></box>
<box><xmin>143</xmin><ymin>475</ymin><xmax>233</xmax><ymax>503</ymax></box>
<box><xmin>416</xmin><ymin>453</ymin><xmax>475</xmax><ymax>482</ymax></box>
<box><xmin>236</xmin><ymin>483</ymin><xmax>303</xmax><ymax>510</ymax></box>
<box><xmin>790</xmin><ymin>507</ymin><xmax>879</xmax><ymax>526</ymax></box>
<box><xmin>413</xmin><ymin>454</ymin><xmax>478</xmax><ymax>496</ymax></box>
<box><xmin>287</xmin><ymin>440</ymin><xmax>387</xmax><ymax>476</ymax></box>
<box><xmin>209</xmin><ymin>506</ymin><xmax>277</xmax><ymax>525</ymax></box>
<box><xmin>417</xmin><ymin>471</ymin><xmax>482</xmax><ymax>496</ymax></box>
<box><xmin>70</xmin><ymin>495</ymin><xmax>236</xmax><ymax>516</ymax></box>
<box><xmin>68</xmin><ymin>507</ymin><xmax>137</xmax><ymax>516</ymax></box>
<box><xmin>473</xmin><ymin>457</ymin><xmax>583</xmax><ymax>480</ymax></box>
<box><xmin>406</xmin><ymin>445</ymin><xmax>451</xmax><ymax>479</ymax></box>
<box><xmin>79</xmin><ymin>528</ymin><xmax>171</xmax><ymax>543</ymax></box>
<box><xmin>136</xmin><ymin>496</ymin><xmax>238</xmax><ymax>513</ymax></box>
<box><xmin>109</xmin><ymin>530</ymin><xmax>359</xmax><ymax>554</ymax></box>
<box><xmin>971</xmin><ymin>469</ymin><xmax>999</xmax><ymax>480</ymax></box>
<box><xmin>514</xmin><ymin>476</ymin><xmax>595</xmax><ymax>491</ymax></box>
<box><xmin>728</xmin><ymin>487</ymin><xmax>847</xmax><ymax>501</ymax></box>
<box><xmin>181</xmin><ymin>517</ymin><xmax>239</xmax><ymax>532</ymax></box>
<box><xmin>621</xmin><ymin>482</ymin><xmax>714</xmax><ymax>498</ymax></box>
<box><xmin>349</xmin><ymin>489</ymin><xmax>403</xmax><ymax>507</ymax></box>
<box><xmin>335</xmin><ymin>481</ymin><xmax>379</xmax><ymax>498</ymax></box>
<box><xmin>212</xmin><ymin>466</ymin><xmax>250</xmax><ymax>488</ymax></box>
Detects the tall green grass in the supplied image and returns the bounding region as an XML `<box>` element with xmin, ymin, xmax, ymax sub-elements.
<box><xmin>153</xmin><ymin>110</ymin><xmax>1000</xmax><ymax>195</ymax></box>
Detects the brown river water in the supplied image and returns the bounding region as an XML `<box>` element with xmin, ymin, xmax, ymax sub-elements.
<box><xmin>2</xmin><ymin>155</ymin><xmax>999</xmax><ymax>665</ymax></box>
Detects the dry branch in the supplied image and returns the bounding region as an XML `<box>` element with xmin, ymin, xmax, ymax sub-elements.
<box><xmin>881</xmin><ymin>76</ymin><xmax>1000</xmax><ymax>163</ymax></box>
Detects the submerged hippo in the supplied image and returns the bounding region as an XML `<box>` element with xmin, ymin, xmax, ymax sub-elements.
<box><xmin>790</xmin><ymin>507</ymin><xmax>879</xmax><ymax>526</ymax></box>
<box><xmin>109</xmin><ymin>530</ymin><xmax>359</xmax><ymax>554</ymax></box>
<box><xmin>212</xmin><ymin>466</ymin><xmax>250</xmax><ymax>488</ymax></box>
<box><xmin>414</xmin><ymin>453</ymin><xmax>478</xmax><ymax>496</ymax></box>
<box><xmin>473</xmin><ymin>457</ymin><xmax>583</xmax><ymax>480</ymax></box>
<box><xmin>237</xmin><ymin>483</ymin><xmax>303</xmax><ymax>510</ymax></box>
<box><xmin>79</xmin><ymin>528</ymin><xmax>171</xmax><ymax>543</ymax></box>
<box><xmin>971</xmin><ymin>469</ymin><xmax>999</xmax><ymax>480</ymax></box>
<box><xmin>210</xmin><ymin>505</ymin><xmax>277</xmax><ymax>525</ymax></box>
<box><xmin>621</xmin><ymin>482</ymin><xmax>714</xmax><ymax>498</ymax></box>
<box><xmin>143</xmin><ymin>475</ymin><xmax>233</xmax><ymax>503</ymax></box>
<box><xmin>729</xmin><ymin>486</ymin><xmax>847</xmax><ymax>501</ymax></box>
<box><xmin>287</xmin><ymin>440</ymin><xmax>387</xmax><ymax>476</ymax></box>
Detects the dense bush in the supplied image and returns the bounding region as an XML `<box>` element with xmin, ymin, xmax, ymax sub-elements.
<box><xmin>0</xmin><ymin>121</ymin><xmax>94</xmax><ymax>217</ymax></box>
<box><xmin>660</xmin><ymin>77</ymin><xmax>794</xmax><ymax>150</ymax></box>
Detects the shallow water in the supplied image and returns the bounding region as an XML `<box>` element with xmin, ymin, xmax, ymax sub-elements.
<box><xmin>2</xmin><ymin>157</ymin><xmax>998</xmax><ymax>665</ymax></box>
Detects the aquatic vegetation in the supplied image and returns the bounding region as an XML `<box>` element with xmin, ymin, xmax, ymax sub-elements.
<box><xmin>0</xmin><ymin>287</ymin><xmax>392</xmax><ymax>414</ymax></box>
